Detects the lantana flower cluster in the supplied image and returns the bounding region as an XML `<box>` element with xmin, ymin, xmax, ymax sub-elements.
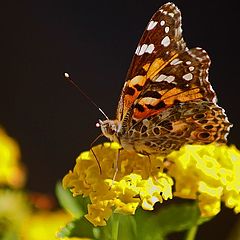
<box><xmin>0</xmin><ymin>127</ymin><xmax>26</xmax><ymax>188</ymax></box>
<box><xmin>63</xmin><ymin>142</ymin><xmax>240</xmax><ymax>226</ymax></box>
<box><xmin>63</xmin><ymin>142</ymin><xmax>173</xmax><ymax>226</ymax></box>
<box><xmin>167</xmin><ymin>144</ymin><xmax>240</xmax><ymax>217</ymax></box>
<box><xmin>0</xmin><ymin>127</ymin><xmax>72</xmax><ymax>239</ymax></box>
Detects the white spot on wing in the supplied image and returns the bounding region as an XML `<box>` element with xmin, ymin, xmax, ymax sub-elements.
<box><xmin>165</xmin><ymin>75</ymin><xmax>175</xmax><ymax>83</ymax></box>
<box><xmin>209</xmin><ymin>84</ymin><xmax>217</xmax><ymax>103</ymax></box>
<box><xmin>136</xmin><ymin>44</ymin><xmax>155</xmax><ymax>56</ymax></box>
<box><xmin>183</xmin><ymin>73</ymin><xmax>193</xmax><ymax>81</ymax></box>
<box><xmin>168</xmin><ymin>12</ymin><xmax>174</xmax><ymax>17</ymax></box>
<box><xmin>154</xmin><ymin>74</ymin><xmax>175</xmax><ymax>83</ymax></box>
<box><xmin>135</xmin><ymin>45</ymin><xmax>140</xmax><ymax>55</ymax></box>
<box><xmin>139</xmin><ymin>44</ymin><xmax>148</xmax><ymax>55</ymax></box>
<box><xmin>147</xmin><ymin>20</ymin><xmax>158</xmax><ymax>30</ymax></box>
<box><xmin>186</xmin><ymin>61</ymin><xmax>191</xmax><ymax>65</ymax></box>
<box><xmin>145</xmin><ymin>44</ymin><xmax>155</xmax><ymax>54</ymax></box>
<box><xmin>161</xmin><ymin>36</ymin><xmax>170</xmax><ymax>47</ymax></box>
<box><xmin>160</xmin><ymin>20</ymin><xmax>165</xmax><ymax>26</ymax></box>
<box><xmin>155</xmin><ymin>74</ymin><xmax>167</xmax><ymax>82</ymax></box>
<box><xmin>165</xmin><ymin>26</ymin><xmax>170</xmax><ymax>33</ymax></box>
<box><xmin>189</xmin><ymin>66</ymin><xmax>194</xmax><ymax>71</ymax></box>
<box><xmin>170</xmin><ymin>58</ymin><xmax>182</xmax><ymax>65</ymax></box>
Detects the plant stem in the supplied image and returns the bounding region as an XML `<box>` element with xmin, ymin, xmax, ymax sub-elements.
<box><xmin>185</xmin><ymin>225</ymin><xmax>198</xmax><ymax>240</ymax></box>
<box><xmin>112</xmin><ymin>214</ymin><xmax>120</xmax><ymax>240</ymax></box>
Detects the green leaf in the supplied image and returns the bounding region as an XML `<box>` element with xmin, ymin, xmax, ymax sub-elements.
<box><xmin>156</xmin><ymin>202</ymin><xmax>200</xmax><ymax>236</ymax></box>
<box><xmin>57</xmin><ymin>217</ymin><xmax>99</xmax><ymax>239</ymax></box>
<box><xmin>55</xmin><ymin>182</ymin><xmax>89</xmax><ymax>219</ymax></box>
<box><xmin>132</xmin><ymin>202</ymin><xmax>202</xmax><ymax>239</ymax></box>
<box><xmin>96</xmin><ymin>204</ymin><xmax>205</xmax><ymax>240</ymax></box>
<box><xmin>134</xmin><ymin>209</ymin><xmax>165</xmax><ymax>240</ymax></box>
<box><xmin>115</xmin><ymin>214</ymin><xmax>137</xmax><ymax>240</ymax></box>
<box><xmin>55</xmin><ymin>192</ymin><xmax>212</xmax><ymax>240</ymax></box>
<box><xmin>99</xmin><ymin>214</ymin><xmax>137</xmax><ymax>240</ymax></box>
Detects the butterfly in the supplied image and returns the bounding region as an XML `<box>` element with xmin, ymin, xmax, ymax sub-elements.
<box><xmin>99</xmin><ymin>2</ymin><xmax>232</xmax><ymax>156</ymax></box>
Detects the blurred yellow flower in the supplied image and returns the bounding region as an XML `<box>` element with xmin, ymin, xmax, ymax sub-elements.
<box><xmin>63</xmin><ymin>142</ymin><xmax>173</xmax><ymax>226</ymax></box>
<box><xmin>21</xmin><ymin>210</ymin><xmax>72</xmax><ymax>240</ymax></box>
<box><xmin>167</xmin><ymin>144</ymin><xmax>240</xmax><ymax>217</ymax></box>
<box><xmin>60</xmin><ymin>238</ymin><xmax>90</xmax><ymax>240</ymax></box>
<box><xmin>0</xmin><ymin>127</ymin><xmax>26</xmax><ymax>188</ymax></box>
<box><xmin>0</xmin><ymin>189</ymin><xmax>31</xmax><ymax>238</ymax></box>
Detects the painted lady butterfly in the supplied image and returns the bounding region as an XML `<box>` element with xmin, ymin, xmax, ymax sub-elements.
<box><xmin>99</xmin><ymin>2</ymin><xmax>231</xmax><ymax>155</ymax></box>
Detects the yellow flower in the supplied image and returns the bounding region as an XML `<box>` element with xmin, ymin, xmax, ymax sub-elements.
<box><xmin>63</xmin><ymin>142</ymin><xmax>173</xmax><ymax>226</ymax></box>
<box><xmin>0</xmin><ymin>127</ymin><xmax>26</xmax><ymax>188</ymax></box>
<box><xmin>0</xmin><ymin>189</ymin><xmax>31</xmax><ymax>238</ymax></box>
<box><xmin>167</xmin><ymin>144</ymin><xmax>240</xmax><ymax>217</ymax></box>
<box><xmin>63</xmin><ymin>142</ymin><xmax>240</xmax><ymax>226</ymax></box>
<box><xmin>21</xmin><ymin>210</ymin><xmax>72</xmax><ymax>240</ymax></box>
<box><xmin>0</xmin><ymin>189</ymin><xmax>74</xmax><ymax>240</ymax></box>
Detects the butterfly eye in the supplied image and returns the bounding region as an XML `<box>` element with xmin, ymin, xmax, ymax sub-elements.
<box><xmin>107</xmin><ymin>124</ymin><xmax>116</xmax><ymax>135</ymax></box>
<box><xmin>109</xmin><ymin>129</ymin><xmax>115</xmax><ymax>135</ymax></box>
<box><xmin>102</xmin><ymin>122</ymin><xmax>116</xmax><ymax>136</ymax></box>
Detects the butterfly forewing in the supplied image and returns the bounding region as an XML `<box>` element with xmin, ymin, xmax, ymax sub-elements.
<box><xmin>117</xmin><ymin>2</ymin><xmax>186</xmax><ymax>120</ymax></box>
<box><xmin>129</xmin><ymin>2</ymin><xmax>186</xmax><ymax>79</ymax></box>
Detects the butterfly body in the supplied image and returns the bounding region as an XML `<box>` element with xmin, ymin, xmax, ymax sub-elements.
<box><xmin>100</xmin><ymin>2</ymin><xmax>231</xmax><ymax>156</ymax></box>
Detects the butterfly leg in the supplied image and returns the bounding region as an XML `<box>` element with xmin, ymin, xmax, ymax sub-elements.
<box><xmin>90</xmin><ymin>134</ymin><xmax>104</xmax><ymax>174</ymax></box>
<box><xmin>146</xmin><ymin>154</ymin><xmax>152</xmax><ymax>177</ymax></box>
<box><xmin>112</xmin><ymin>147</ymin><xmax>123</xmax><ymax>182</ymax></box>
<box><xmin>90</xmin><ymin>148</ymin><xmax>102</xmax><ymax>175</ymax></box>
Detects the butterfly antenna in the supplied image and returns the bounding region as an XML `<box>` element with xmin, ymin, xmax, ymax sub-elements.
<box><xmin>64</xmin><ymin>73</ymin><xmax>109</xmax><ymax>120</ymax></box>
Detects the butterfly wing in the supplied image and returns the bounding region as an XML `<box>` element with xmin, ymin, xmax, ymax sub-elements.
<box><xmin>121</xmin><ymin>101</ymin><xmax>231</xmax><ymax>155</ymax></box>
<box><xmin>130</xmin><ymin>47</ymin><xmax>216</xmax><ymax>122</ymax></box>
<box><xmin>117</xmin><ymin>2</ymin><xmax>186</xmax><ymax>120</ymax></box>
<box><xmin>115</xmin><ymin>3</ymin><xmax>231</xmax><ymax>154</ymax></box>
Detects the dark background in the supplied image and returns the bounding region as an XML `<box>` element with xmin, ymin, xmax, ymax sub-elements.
<box><xmin>1</xmin><ymin>0</ymin><xmax>239</xmax><ymax>239</ymax></box>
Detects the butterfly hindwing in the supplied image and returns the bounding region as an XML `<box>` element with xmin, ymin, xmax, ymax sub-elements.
<box><xmin>122</xmin><ymin>101</ymin><xmax>231</xmax><ymax>155</ymax></box>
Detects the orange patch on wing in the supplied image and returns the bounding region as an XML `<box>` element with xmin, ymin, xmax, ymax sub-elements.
<box><xmin>143</xmin><ymin>63</ymin><xmax>151</xmax><ymax>71</ymax></box>
<box><xmin>147</xmin><ymin>58</ymin><xmax>165</xmax><ymax>79</ymax></box>
<box><xmin>133</xmin><ymin>97</ymin><xmax>165</xmax><ymax>120</ymax></box>
<box><xmin>123</xmin><ymin>75</ymin><xmax>147</xmax><ymax>115</ymax></box>
<box><xmin>162</xmin><ymin>88</ymin><xmax>203</xmax><ymax>105</ymax></box>
<box><xmin>147</xmin><ymin>54</ymin><xmax>179</xmax><ymax>79</ymax></box>
<box><xmin>133</xmin><ymin>108</ymin><xmax>161</xmax><ymax>120</ymax></box>
<box><xmin>133</xmin><ymin>87</ymin><xmax>204</xmax><ymax>120</ymax></box>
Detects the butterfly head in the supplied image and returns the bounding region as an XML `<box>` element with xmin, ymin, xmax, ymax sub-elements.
<box><xmin>97</xmin><ymin>119</ymin><xmax>121</xmax><ymax>142</ymax></box>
